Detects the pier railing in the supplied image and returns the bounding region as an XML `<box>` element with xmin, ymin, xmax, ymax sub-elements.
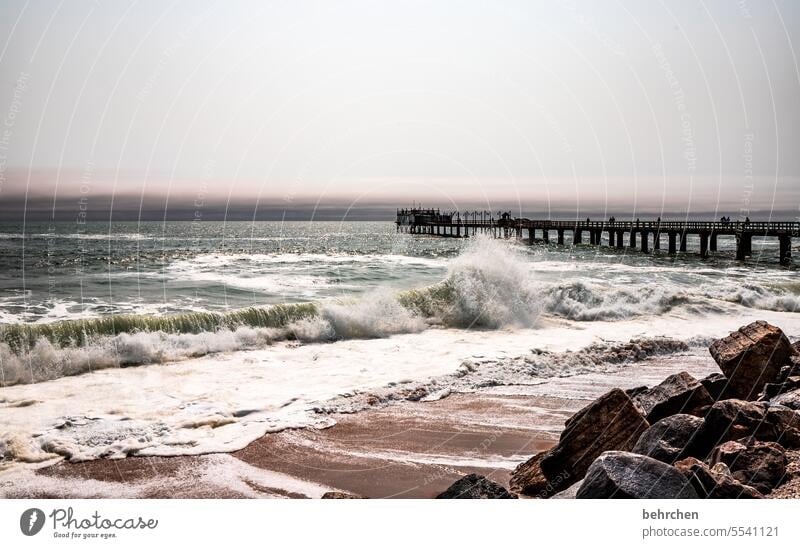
<box><xmin>395</xmin><ymin>207</ymin><xmax>797</xmax><ymax>264</ymax></box>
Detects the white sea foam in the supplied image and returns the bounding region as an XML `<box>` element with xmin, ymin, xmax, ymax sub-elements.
<box><xmin>3</xmin><ymin>309</ymin><xmax>799</xmax><ymax>476</ymax></box>
<box><xmin>0</xmin><ymin>327</ymin><xmax>285</xmax><ymax>385</ymax></box>
<box><xmin>440</xmin><ymin>236</ymin><xmax>544</xmax><ymax>328</ymax></box>
<box><xmin>3</xmin><ymin>235</ymin><xmax>800</xmax><ymax>386</ymax></box>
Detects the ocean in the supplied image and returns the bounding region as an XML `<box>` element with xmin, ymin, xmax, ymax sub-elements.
<box><xmin>0</xmin><ymin>221</ymin><xmax>799</xmax><ymax>472</ymax></box>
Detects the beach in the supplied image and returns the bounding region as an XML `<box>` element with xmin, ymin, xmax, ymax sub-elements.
<box><xmin>4</xmin><ymin>351</ymin><xmax>720</xmax><ymax>498</ymax></box>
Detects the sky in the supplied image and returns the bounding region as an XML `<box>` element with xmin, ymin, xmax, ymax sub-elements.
<box><xmin>0</xmin><ymin>0</ymin><xmax>799</xmax><ymax>220</ymax></box>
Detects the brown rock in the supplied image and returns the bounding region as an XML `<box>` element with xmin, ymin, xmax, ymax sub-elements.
<box><xmin>697</xmin><ymin>398</ymin><xmax>800</xmax><ymax>452</ymax></box>
<box><xmin>538</xmin><ymin>388</ymin><xmax>649</xmax><ymax>493</ymax></box>
<box><xmin>709</xmin><ymin>321</ymin><xmax>793</xmax><ymax>400</ymax></box>
<box><xmin>695</xmin><ymin>399</ymin><xmax>767</xmax><ymax>454</ymax></box>
<box><xmin>674</xmin><ymin>457</ymin><xmax>763</xmax><ymax>498</ymax></box>
<box><xmin>700</xmin><ymin>373</ymin><xmax>729</xmax><ymax>401</ymax></box>
<box><xmin>710</xmin><ymin>439</ymin><xmax>788</xmax><ymax>494</ymax></box>
<box><xmin>632</xmin><ymin>372</ymin><xmax>714</xmax><ymax>423</ymax></box>
<box><xmin>764</xmin><ymin>405</ymin><xmax>800</xmax><ymax>449</ymax></box>
<box><xmin>760</xmin><ymin>376</ymin><xmax>800</xmax><ymax>401</ymax></box>
<box><xmin>772</xmin><ymin>388</ymin><xmax>800</xmax><ymax>411</ymax></box>
<box><xmin>632</xmin><ymin>414</ymin><xmax>704</xmax><ymax>464</ymax></box>
<box><xmin>509</xmin><ymin>451</ymin><xmax>550</xmax><ymax>497</ymax></box>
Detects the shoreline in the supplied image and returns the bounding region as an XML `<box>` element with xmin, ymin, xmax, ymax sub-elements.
<box><xmin>2</xmin><ymin>354</ymin><xmax>717</xmax><ymax>498</ymax></box>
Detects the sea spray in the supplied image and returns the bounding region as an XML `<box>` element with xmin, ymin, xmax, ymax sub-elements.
<box><xmin>0</xmin><ymin>326</ymin><xmax>286</xmax><ymax>385</ymax></box>
<box><xmin>3</xmin><ymin>234</ymin><xmax>800</xmax><ymax>386</ymax></box>
<box><xmin>541</xmin><ymin>281</ymin><xmax>691</xmax><ymax>321</ymax></box>
<box><xmin>400</xmin><ymin>235</ymin><xmax>544</xmax><ymax>328</ymax></box>
<box><xmin>287</xmin><ymin>291</ymin><xmax>426</xmax><ymax>342</ymax></box>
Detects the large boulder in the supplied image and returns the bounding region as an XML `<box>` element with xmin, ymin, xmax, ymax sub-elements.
<box><xmin>710</xmin><ymin>439</ymin><xmax>788</xmax><ymax>494</ymax></box>
<box><xmin>632</xmin><ymin>372</ymin><xmax>713</xmax><ymax>423</ymax></box>
<box><xmin>695</xmin><ymin>399</ymin><xmax>768</xmax><ymax>454</ymax></box>
<box><xmin>709</xmin><ymin>321</ymin><xmax>793</xmax><ymax>400</ymax></box>
<box><xmin>436</xmin><ymin>474</ymin><xmax>516</xmax><ymax>499</ymax></box>
<box><xmin>537</xmin><ymin>388</ymin><xmax>649</xmax><ymax>493</ymax></box>
<box><xmin>673</xmin><ymin>457</ymin><xmax>763</xmax><ymax>499</ymax></box>
<box><xmin>576</xmin><ymin>451</ymin><xmax>698</xmax><ymax>499</ymax></box>
<box><xmin>763</xmin><ymin>405</ymin><xmax>800</xmax><ymax>449</ymax></box>
<box><xmin>632</xmin><ymin>414</ymin><xmax>704</xmax><ymax>464</ymax></box>
<box><xmin>695</xmin><ymin>398</ymin><xmax>800</xmax><ymax>452</ymax></box>
<box><xmin>773</xmin><ymin>388</ymin><xmax>800</xmax><ymax>411</ymax></box>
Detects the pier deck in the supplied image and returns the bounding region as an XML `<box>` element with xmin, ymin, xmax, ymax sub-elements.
<box><xmin>396</xmin><ymin>208</ymin><xmax>798</xmax><ymax>264</ymax></box>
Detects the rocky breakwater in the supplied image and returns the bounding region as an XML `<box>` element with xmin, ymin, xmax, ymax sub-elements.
<box><xmin>438</xmin><ymin>320</ymin><xmax>800</xmax><ymax>499</ymax></box>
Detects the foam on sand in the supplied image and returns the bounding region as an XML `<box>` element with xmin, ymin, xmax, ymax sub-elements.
<box><xmin>2</xmin><ymin>302</ymin><xmax>799</xmax><ymax>480</ymax></box>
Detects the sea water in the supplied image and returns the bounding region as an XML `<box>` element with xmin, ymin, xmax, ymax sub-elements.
<box><xmin>0</xmin><ymin>221</ymin><xmax>798</xmax><ymax>472</ymax></box>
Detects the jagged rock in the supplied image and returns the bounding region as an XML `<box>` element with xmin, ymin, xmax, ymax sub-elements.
<box><xmin>710</xmin><ymin>439</ymin><xmax>788</xmax><ymax>494</ymax></box>
<box><xmin>695</xmin><ymin>399</ymin><xmax>768</xmax><ymax>454</ymax></box>
<box><xmin>760</xmin><ymin>377</ymin><xmax>800</xmax><ymax>400</ymax></box>
<box><xmin>673</xmin><ymin>457</ymin><xmax>763</xmax><ymax>498</ymax></box>
<box><xmin>321</xmin><ymin>491</ymin><xmax>364</xmax><ymax>499</ymax></box>
<box><xmin>536</xmin><ymin>388</ymin><xmax>649</xmax><ymax>494</ymax></box>
<box><xmin>776</xmin><ymin>354</ymin><xmax>800</xmax><ymax>383</ymax></box>
<box><xmin>436</xmin><ymin>474</ymin><xmax>516</xmax><ymax>499</ymax></box>
<box><xmin>792</xmin><ymin>340</ymin><xmax>800</xmax><ymax>354</ymax></box>
<box><xmin>764</xmin><ymin>404</ymin><xmax>800</xmax><ymax>449</ymax></box>
<box><xmin>632</xmin><ymin>372</ymin><xmax>713</xmax><ymax>423</ymax></box>
<box><xmin>632</xmin><ymin>414</ymin><xmax>704</xmax><ymax>464</ymax></box>
<box><xmin>695</xmin><ymin>398</ymin><xmax>800</xmax><ymax>452</ymax></box>
<box><xmin>551</xmin><ymin>480</ymin><xmax>584</xmax><ymax>499</ymax></box>
<box><xmin>700</xmin><ymin>373</ymin><xmax>729</xmax><ymax>401</ymax></box>
<box><xmin>773</xmin><ymin>388</ymin><xmax>800</xmax><ymax>411</ymax></box>
<box><xmin>576</xmin><ymin>451</ymin><xmax>698</xmax><ymax>499</ymax></box>
<box><xmin>709</xmin><ymin>321</ymin><xmax>793</xmax><ymax>400</ymax></box>
<box><xmin>509</xmin><ymin>451</ymin><xmax>549</xmax><ymax>497</ymax></box>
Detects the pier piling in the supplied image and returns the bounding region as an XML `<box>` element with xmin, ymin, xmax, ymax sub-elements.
<box><xmin>395</xmin><ymin>207</ymin><xmax>797</xmax><ymax>264</ymax></box>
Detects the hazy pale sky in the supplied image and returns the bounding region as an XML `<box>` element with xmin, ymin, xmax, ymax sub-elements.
<box><xmin>1</xmin><ymin>0</ymin><xmax>799</xmax><ymax>219</ymax></box>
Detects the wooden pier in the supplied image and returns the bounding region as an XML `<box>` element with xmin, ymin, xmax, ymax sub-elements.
<box><xmin>396</xmin><ymin>208</ymin><xmax>798</xmax><ymax>264</ymax></box>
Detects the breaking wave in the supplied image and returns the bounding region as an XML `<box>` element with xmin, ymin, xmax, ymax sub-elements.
<box><xmin>1</xmin><ymin>235</ymin><xmax>798</xmax><ymax>386</ymax></box>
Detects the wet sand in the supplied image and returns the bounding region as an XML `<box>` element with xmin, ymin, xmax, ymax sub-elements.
<box><xmin>5</xmin><ymin>356</ymin><xmax>718</xmax><ymax>498</ymax></box>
